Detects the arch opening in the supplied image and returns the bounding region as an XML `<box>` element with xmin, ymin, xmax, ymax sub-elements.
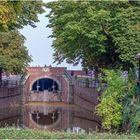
<box><xmin>32</xmin><ymin>78</ymin><xmax>59</xmax><ymax>92</ymax></box>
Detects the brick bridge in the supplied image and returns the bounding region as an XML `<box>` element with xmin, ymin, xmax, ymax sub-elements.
<box><xmin>23</xmin><ymin>66</ymin><xmax>100</xmax><ymax>111</ymax></box>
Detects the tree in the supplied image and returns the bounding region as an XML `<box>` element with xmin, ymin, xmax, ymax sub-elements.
<box><xmin>0</xmin><ymin>31</ymin><xmax>32</xmax><ymax>73</ymax></box>
<box><xmin>0</xmin><ymin>0</ymin><xmax>45</xmax><ymax>83</ymax></box>
<box><xmin>0</xmin><ymin>1</ymin><xmax>45</xmax><ymax>31</ymax></box>
<box><xmin>46</xmin><ymin>1</ymin><xmax>140</xmax><ymax>70</ymax></box>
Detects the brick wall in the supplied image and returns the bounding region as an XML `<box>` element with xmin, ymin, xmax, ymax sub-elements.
<box><xmin>0</xmin><ymin>87</ymin><xmax>21</xmax><ymax>109</ymax></box>
<box><xmin>73</xmin><ymin>85</ymin><xmax>99</xmax><ymax>112</ymax></box>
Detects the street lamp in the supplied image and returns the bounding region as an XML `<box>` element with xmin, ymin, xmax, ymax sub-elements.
<box><xmin>136</xmin><ymin>53</ymin><xmax>140</xmax><ymax>85</ymax></box>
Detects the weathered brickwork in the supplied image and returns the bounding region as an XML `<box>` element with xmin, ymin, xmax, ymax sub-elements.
<box><xmin>0</xmin><ymin>87</ymin><xmax>21</xmax><ymax>109</ymax></box>
<box><xmin>24</xmin><ymin>67</ymin><xmax>70</xmax><ymax>103</ymax></box>
<box><xmin>74</xmin><ymin>86</ymin><xmax>98</xmax><ymax>104</ymax></box>
<box><xmin>23</xmin><ymin>66</ymin><xmax>99</xmax><ymax>110</ymax></box>
<box><xmin>72</xmin><ymin>83</ymin><xmax>100</xmax><ymax>112</ymax></box>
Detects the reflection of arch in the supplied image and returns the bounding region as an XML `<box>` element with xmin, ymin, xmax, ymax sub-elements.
<box><xmin>29</xmin><ymin>110</ymin><xmax>61</xmax><ymax>130</ymax></box>
<box><xmin>30</xmin><ymin>76</ymin><xmax>61</xmax><ymax>92</ymax></box>
<box><xmin>32</xmin><ymin>111</ymin><xmax>59</xmax><ymax>126</ymax></box>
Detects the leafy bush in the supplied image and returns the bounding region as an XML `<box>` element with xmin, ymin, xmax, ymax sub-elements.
<box><xmin>96</xmin><ymin>69</ymin><xmax>129</xmax><ymax>130</ymax></box>
<box><xmin>96</xmin><ymin>69</ymin><xmax>140</xmax><ymax>133</ymax></box>
<box><xmin>122</xmin><ymin>70</ymin><xmax>140</xmax><ymax>133</ymax></box>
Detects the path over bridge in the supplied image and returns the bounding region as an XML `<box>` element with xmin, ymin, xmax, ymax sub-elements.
<box><xmin>23</xmin><ymin>66</ymin><xmax>101</xmax><ymax>111</ymax></box>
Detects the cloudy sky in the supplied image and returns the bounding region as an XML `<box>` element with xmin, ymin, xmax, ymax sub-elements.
<box><xmin>20</xmin><ymin>0</ymin><xmax>82</xmax><ymax>70</ymax></box>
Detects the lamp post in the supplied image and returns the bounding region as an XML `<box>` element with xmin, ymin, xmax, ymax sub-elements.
<box><xmin>136</xmin><ymin>53</ymin><xmax>140</xmax><ymax>85</ymax></box>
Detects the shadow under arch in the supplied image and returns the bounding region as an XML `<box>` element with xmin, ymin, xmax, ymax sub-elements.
<box><xmin>31</xmin><ymin>77</ymin><xmax>60</xmax><ymax>92</ymax></box>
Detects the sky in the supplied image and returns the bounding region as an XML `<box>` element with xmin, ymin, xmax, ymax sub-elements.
<box><xmin>20</xmin><ymin>1</ymin><xmax>82</xmax><ymax>70</ymax></box>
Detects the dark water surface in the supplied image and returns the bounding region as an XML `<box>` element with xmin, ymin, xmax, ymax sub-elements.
<box><xmin>0</xmin><ymin>104</ymin><xmax>101</xmax><ymax>132</ymax></box>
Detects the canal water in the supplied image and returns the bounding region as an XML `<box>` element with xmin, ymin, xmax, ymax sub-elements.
<box><xmin>0</xmin><ymin>103</ymin><xmax>102</xmax><ymax>132</ymax></box>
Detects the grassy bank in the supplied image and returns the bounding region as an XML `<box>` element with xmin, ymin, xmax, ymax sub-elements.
<box><xmin>0</xmin><ymin>128</ymin><xmax>139</xmax><ymax>139</ymax></box>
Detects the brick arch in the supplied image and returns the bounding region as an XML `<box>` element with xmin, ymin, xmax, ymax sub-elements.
<box><xmin>29</xmin><ymin>76</ymin><xmax>61</xmax><ymax>92</ymax></box>
<box><xmin>23</xmin><ymin>67</ymin><xmax>74</xmax><ymax>103</ymax></box>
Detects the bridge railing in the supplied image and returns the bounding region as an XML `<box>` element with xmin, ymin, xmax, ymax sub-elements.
<box><xmin>0</xmin><ymin>75</ymin><xmax>22</xmax><ymax>87</ymax></box>
<box><xmin>73</xmin><ymin>76</ymin><xmax>108</xmax><ymax>92</ymax></box>
<box><xmin>0</xmin><ymin>80</ymin><xmax>21</xmax><ymax>87</ymax></box>
<box><xmin>64</xmin><ymin>69</ymin><xmax>73</xmax><ymax>84</ymax></box>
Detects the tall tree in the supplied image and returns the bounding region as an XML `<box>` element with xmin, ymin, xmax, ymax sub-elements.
<box><xmin>46</xmin><ymin>1</ymin><xmax>140</xmax><ymax>70</ymax></box>
<box><xmin>0</xmin><ymin>0</ymin><xmax>45</xmax><ymax>83</ymax></box>
<box><xmin>0</xmin><ymin>31</ymin><xmax>32</xmax><ymax>73</ymax></box>
<box><xmin>0</xmin><ymin>1</ymin><xmax>45</xmax><ymax>31</ymax></box>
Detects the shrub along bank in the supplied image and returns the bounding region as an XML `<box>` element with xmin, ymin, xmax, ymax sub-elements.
<box><xmin>0</xmin><ymin>128</ymin><xmax>139</xmax><ymax>139</ymax></box>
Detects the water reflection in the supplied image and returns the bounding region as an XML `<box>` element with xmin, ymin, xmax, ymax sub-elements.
<box><xmin>23</xmin><ymin>105</ymin><xmax>102</xmax><ymax>132</ymax></box>
<box><xmin>0</xmin><ymin>106</ymin><xmax>21</xmax><ymax>127</ymax></box>
<box><xmin>0</xmin><ymin>104</ymin><xmax>102</xmax><ymax>132</ymax></box>
<box><xmin>32</xmin><ymin>111</ymin><xmax>59</xmax><ymax>126</ymax></box>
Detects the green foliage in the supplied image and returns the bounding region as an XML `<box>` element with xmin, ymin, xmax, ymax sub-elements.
<box><xmin>47</xmin><ymin>1</ymin><xmax>140</xmax><ymax>69</ymax></box>
<box><xmin>96</xmin><ymin>70</ymin><xmax>128</xmax><ymax>130</ymax></box>
<box><xmin>0</xmin><ymin>1</ymin><xmax>45</xmax><ymax>31</ymax></box>
<box><xmin>122</xmin><ymin>69</ymin><xmax>140</xmax><ymax>133</ymax></box>
<box><xmin>0</xmin><ymin>1</ymin><xmax>45</xmax><ymax>73</ymax></box>
<box><xmin>96</xmin><ymin>69</ymin><xmax>140</xmax><ymax>133</ymax></box>
<box><xmin>0</xmin><ymin>128</ymin><xmax>139</xmax><ymax>139</ymax></box>
<box><xmin>0</xmin><ymin>32</ymin><xmax>32</xmax><ymax>73</ymax></box>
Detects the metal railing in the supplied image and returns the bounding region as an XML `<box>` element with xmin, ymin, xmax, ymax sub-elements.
<box><xmin>0</xmin><ymin>79</ymin><xmax>21</xmax><ymax>87</ymax></box>
<box><xmin>64</xmin><ymin>69</ymin><xmax>73</xmax><ymax>84</ymax></box>
<box><xmin>74</xmin><ymin>76</ymin><xmax>108</xmax><ymax>91</ymax></box>
<box><xmin>0</xmin><ymin>75</ymin><xmax>23</xmax><ymax>87</ymax></box>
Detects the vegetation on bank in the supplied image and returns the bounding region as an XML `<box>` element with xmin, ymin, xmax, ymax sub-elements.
<box><xmin>0</xmin><ymin>128</ymin><xmax>139</xmax><ymax>139</ymax></box>
<box><xmin>96</xmin><ymin>69</ymin><xmax>140</xmax><ymax>133</ymax></box>
<box><xmin>96</xmin><ymin>70</ymin><xmax>126</xmax><ymax>130</ymax></box>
